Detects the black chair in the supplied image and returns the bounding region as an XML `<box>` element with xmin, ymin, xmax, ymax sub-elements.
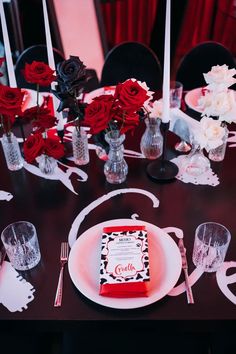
<box><xmin>100</xmin><ymin>41</ymin><xmax>162</xmax><ymax>91</ymax></box>
<box><xmin>176</xmin><ymin>41</ymin><xmax>236</xmax><ymax>91</ymax></box>
<box><xmin>14</xmin><ymin>44</ymin><xmax>65</xmax><ymax>91</ymax></box>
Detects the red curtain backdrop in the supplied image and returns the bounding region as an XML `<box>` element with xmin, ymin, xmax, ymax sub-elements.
<box><xmin>213</xmin><ymin>0</ymin><xmax>236</xmax><ymax>57</ymax></box>
<box><xmin>100</xmin><ymin>0</ymin><xmax>158</xmax><ymax>49</ymax></box>
<box><xmin>174</xmin><ymin>0</ymin><xmax>236</xmax><ymax>75</ymax></box>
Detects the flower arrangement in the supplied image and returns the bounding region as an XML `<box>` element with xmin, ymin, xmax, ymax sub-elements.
<box><xmin>194</xmin><ymin>116</ymin><xmax>225</xmax><ymax>152</ymax></box>
<box><xmin>23</xmin><ymin>132</ymin><xmax>64</xmax><ymax>164</ymax></box>
<box><xmin>0</xmin><ymin>84</ymin><xmax>25</xmax><ymax>136</ymax></box>
<box><xmin>83</xmin><ymin>78</ymin><xmax>153</xmax><ymax>135</ymax></box>
<box><xmin>53</xmin><ymin>55</ymin><xmax>89</xmax><ymax>123</ymax></box>
<box><xmin>20</xmin><ymin>61</ymin><xmax>65</xmax><ymax>165</ymax></box>
<box><xmin>198</xmin><ymin>64</ymin><xmax>236</xmax><ymax>124</ymax></box>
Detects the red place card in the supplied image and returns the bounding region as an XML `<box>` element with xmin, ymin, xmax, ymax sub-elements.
<box><xmin>99</xmin><ymin>226</ymin><xmax>150</xmax><ymax>298</ymax></box>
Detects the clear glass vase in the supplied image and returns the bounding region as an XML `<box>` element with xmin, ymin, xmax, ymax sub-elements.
<box><xmin>1</xmin><ymin>132</ymin><xmax>23</xmax><ymax>171</ymax></box>
<box><xmin>38</xmin><ymin>154</ymin><xmax>57</xmax><ymax>175</ymax></box>
<box><xmin>183</xmin><ymin>143</ymin><xmax>210</xmax><ymax>176</ymax></box>
<box><xmin>140</xmin><ymin>117</ymin><xmax>163</xmax><ymax>159</ymax></box>
<box><xmin>208</xmin><ymin>125</ymin><xmax>229</xmax><ymax>162</ymax></box>
<box><xmin>72</xmin><ymin>126</ymin><xmax>90</xmax><ymax>165</ymax></box>
<box><xmin>104</xmin><ymin>130</ymin><xmax>128</xmax><ymax>184</ymax></box>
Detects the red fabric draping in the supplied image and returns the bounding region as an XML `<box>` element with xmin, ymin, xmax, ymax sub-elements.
<box><xmin>101</xmin><ymin>0</ymin><xmax>158</xmax><ymax>49</ymax></box>
<box><xmin>173</xmin><ymin>0</ymin><xmax>217</xmax><ymax>73</ymax></box>
<box><xmin>213</xmin><ymin>0</ymin><xmax>236</xmax><ymax>57</ymax></box>
<box><xmin>173</xmin><ymin>0</ymin><xmax>236</xmax><ymax>76</ymax></box>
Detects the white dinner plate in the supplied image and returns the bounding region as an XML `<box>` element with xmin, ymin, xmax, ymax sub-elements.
<box><xmin>84</xmin><ymin>86</ymin><xmax>116</xmax><ymax>104</ymax></box>
<box><xmin>185</xmin><ymin>87</ymin><xmax>236</xmax><ymax>113</ymax></box>
<box><xmin>68</xmin><ymin>219</ymin><xmax>182</xmax><ymax>309</ymax></box>
<box><xmin>21</xmin><ymin>88</ymin><xmax>44</xmax><ymax>112</ymax></box>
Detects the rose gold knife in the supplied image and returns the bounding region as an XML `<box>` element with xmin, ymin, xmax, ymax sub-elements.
<box><xmin>178</xmin><ymin>238</ymin><xmax>194</xmax><ymax>304</ymax></box>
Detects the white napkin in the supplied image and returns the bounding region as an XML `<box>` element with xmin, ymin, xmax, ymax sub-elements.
<box><xmin>0</xmin><ymin>261</ymin><xmax>35</xmax><ymax>312</ymax></box>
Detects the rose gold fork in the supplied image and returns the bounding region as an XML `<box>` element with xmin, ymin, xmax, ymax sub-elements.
<box><xmin>54</xmin><ymin>242</ymin><xmax>69</xmax><ymax>307</ymax></box>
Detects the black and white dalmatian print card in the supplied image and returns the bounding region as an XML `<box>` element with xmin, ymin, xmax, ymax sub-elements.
<box><xmin>99</xmin><ymin>225</ymin><xmax>150</xmax><ymax>297</ymax></box>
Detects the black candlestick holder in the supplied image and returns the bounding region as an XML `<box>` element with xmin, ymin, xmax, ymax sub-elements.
<box><xmin>146</xmin><ymin>121</ymin><xmax>179</xmax><ymax>182</ymax></box>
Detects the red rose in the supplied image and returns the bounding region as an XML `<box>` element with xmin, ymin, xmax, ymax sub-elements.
<box><xmin>114</xmin><ymin>109</ymin><xmax>140</xmax><ymax>134</ymax></box>
<box><xmin>32</xmin><ymin>114</ymin><xmax>57</xmax><ymax>132</ymax></box>
<box><xmin>44</xmin><ymin>138</ymin><xmax>65</xmax><ymax>159</ymax></box>
<box><xmin>22</xmin><ymin>61</ymin><xmax>55</xmax><ymax>86</ymax></box>
<box><xmin>114</xmin><ymin>79</ymin><xmax>148</xmax><ymax>112</ymax></box>
<box><xmin>23</xmin><ymin>133</ymin><xmax>45</xmax><ymax>163</ymax></box>
<box><xmin>83</xmin><ymin>94</ymin><xmax>115</xmax><ymax>134</ymax></box>
<box><xmin>0</xmin><ymin>85</ymin><xmax>24</xmax><ymax>116</ymax></box>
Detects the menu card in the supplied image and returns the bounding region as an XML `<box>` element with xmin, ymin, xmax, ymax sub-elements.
<box><xmin>99</xmin><ymin>225</ymin><xmax>150</xmax><ymax>297</ymax></box>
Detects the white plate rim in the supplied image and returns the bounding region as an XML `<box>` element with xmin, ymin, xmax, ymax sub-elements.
<box><xmin>184</xmin><ymin>87</ymin><xmax>205</xmax><ymax>113</ymax></box>
<box><xmin>68</xmin><ymin>219</ymin><xmax>182</xmax><ymax>309</ymax></box>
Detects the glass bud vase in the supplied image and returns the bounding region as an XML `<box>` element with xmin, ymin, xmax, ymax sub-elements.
<box><xmin>208</xmin><ymin>125</ymin><xmax>229</xmax><ymax>162</ymax></box>
<box><xmin>104</xmin><ymin>130</ymin><xmax>128</xmax><ymax>184</ymax></box>
<box><xmin>140</xmin><ymin>117</ymin><xmax>163</xmax><ymax>159</ymax></box>
<box><xmin>183</xmin><ymin>143</ymin><xmax>210</xmax><ymax>177</ymax></box>
<box><xmin>38</xmin><ymin>154</ymin><xmax>57</xmax><ymax>175</ymax></box>
<box><xmin>72</xmin><ymin>126</ymin><xmax>90</xmax><ymax>165</ymax></box>
<box><xmin>1</xmin><ymin>132</ymin><xmax>23</xmax><ymax>171</ymax></box>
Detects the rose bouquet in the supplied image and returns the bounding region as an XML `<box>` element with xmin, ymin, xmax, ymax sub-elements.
<box><xmin>83</xmin><ymin>78</ymin><xmax>153</xmax><ymax>153</ymax></box>
<box><xmin>0</xmin><ymin>67</ymin><xmax>25</xmax><ymax>170</ymax></box>
<box><xmin>20</xmin><ymin>61</ymin><xmax>65</xmax><ymax>170</ymax></box>
<box><xmin>194</xmin><ymin>116</ymin><xmax>225</xmax><ymax>152</ymax></box>
<box><xmin>198</xmin><ymin>64</ymin><xmax>236</xmax><ymax>124</ymax></box>
<box><xmin>53</xmin><ymin>55</ymin><xmax>90</xmax><ymax>123</ymax></box>
<box><xmin>196</xmin><ymin>64</ymin><xmax>236</xmax><ymax>161</ymax></box>
<box><xmin>23</xmin><ymin>132</ymin><xmax>64</xmax><ymax>164</ymax></box>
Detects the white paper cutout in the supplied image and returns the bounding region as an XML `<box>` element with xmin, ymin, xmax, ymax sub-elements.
<box><xmin>68</xmin><ymin>188</ymin><xmax>160</xmax><ymax>247</ymax></box>
<box><xmin>162</xmin><ymin>227</ymin><xmax>183</xmax><ymax>240</ymax></box>
<box><xmin>51</xmin><ymin>125</ymin><xmax>145</xmax><ymax>159</ymax></box>
<box><xmin>0</xmin><ymin>261</ymin><xmax>35</xmax><ymax>312</ymax></box>
<box><xmin>216</xmin><ymin>261</ymin><xmax>236</xmax><ymax>305</ymax></box>
<box><xmin>171</xmin><ymin>155</ymin><xmax>220</xmax><ymax>186</ymax></box>
<box><xmin>23</xmin><ymin>160</ymin><xmax>88</xmax><ymax>195</ymax></box>
<box><xmin>0</xmin><ymin>190</ymin><xmax>13</xmax><ymax>201</ymax></box>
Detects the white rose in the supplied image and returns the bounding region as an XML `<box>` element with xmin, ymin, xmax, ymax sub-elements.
<box><xmin>195</xmin><ymin>116</ymin><xmax>225</xmax><ymax>151</ymax></box>
<box><xmin>144</xmin><ymin>100</ymin><xmax>163</xmax><ymax>118</ymax></box>
<box><xmin>203</xmin><ymin>64</ymin><xmax>236</xmax><ymax>92</ymax></box>
<box><xmin>198</xmin><ymin>90</ymin><xmax>236</xmax><ymax>123</ymax></box>
<box><xmin>218</xmin><ymin>90</ymin><xmax>236</xmax><ymax>124</ymax></box>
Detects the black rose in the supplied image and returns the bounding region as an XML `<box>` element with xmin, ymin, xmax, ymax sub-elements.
<box><xmin>57</xmin><ymin>56</ymin><xmax>86</xmax><ymax>87</ymax></box>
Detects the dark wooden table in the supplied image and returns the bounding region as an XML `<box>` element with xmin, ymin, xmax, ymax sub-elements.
<box><xmin>0</xmin><ymin>115</ymin><xmax>236</xmax><ymax>340</ymax></box>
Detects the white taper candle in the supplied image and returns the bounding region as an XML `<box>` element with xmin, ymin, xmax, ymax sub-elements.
<box><xmin>42</xmin><ymin>0</ymin><xmax>64</xmax><ymax>126</ymax></box>
<box><xmin>162</xmin><ymin>0</ymin><xmax>171</xmax><ymax>123</ymax></box>
<box><xmin>0</xmin><ymin>0</ymin><xmax>17</xmax><ymax>87</ymax></box>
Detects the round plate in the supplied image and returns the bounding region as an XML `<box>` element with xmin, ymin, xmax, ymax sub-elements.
<box><xmin>84</xmin><ymin>86</ymin><xmax>116</xmax><ymax>104</ymax></box>
<box><xmin>68</xmin><ymin>219</ymin><xmax>182</xmax><ymax>309</ymax></box>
